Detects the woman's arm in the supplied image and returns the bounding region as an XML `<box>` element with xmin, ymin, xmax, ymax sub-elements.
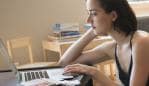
<box><xmin>71</xmin><ymin>40</ymin><xmax>115</xmax><ymax>65</ymax></box>
<box><xmin>58</xmin><ymin>28</ymin><xmax>97</xmax><ymax>66</ymax></box>
<box><xmin>130</xmin><ymin>37</ymin><xmax>149</xmax><ymax>86</ymax></box>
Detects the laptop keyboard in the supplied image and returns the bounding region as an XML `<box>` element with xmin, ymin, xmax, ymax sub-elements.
<box><xmin>20</xmin><ymin>71</ymin><xmax>49</xmax><ymax>82</ymax></box>
<box><xmin>19</xmin><ymin>68</ymin><xmax>77</xmax><ymax>83</ymax></box>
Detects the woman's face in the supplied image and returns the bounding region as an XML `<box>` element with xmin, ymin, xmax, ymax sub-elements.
<box><xmin>86</xmin><ymin>0</ymin><xmax>116</xmax><ymax>35</ymax></box>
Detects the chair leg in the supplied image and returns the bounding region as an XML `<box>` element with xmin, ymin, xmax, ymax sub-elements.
<box><xmin>28</xmin><ymin>45</ymin><xmax>34</xmax><ymax>63</ymax></box>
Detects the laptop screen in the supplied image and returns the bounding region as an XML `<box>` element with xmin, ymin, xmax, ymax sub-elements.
<box><xmin>0</xmin><ymin>51</ymin><xmax>11</xmax><ymax>71</ymax></box>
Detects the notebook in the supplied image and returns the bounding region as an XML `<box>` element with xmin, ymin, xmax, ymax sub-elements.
<box><xmin>0</xmin><ymin>39</ymin><xmax>82</xmax><ymax>86</ymax></box>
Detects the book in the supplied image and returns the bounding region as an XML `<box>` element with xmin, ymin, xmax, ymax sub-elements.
<box><xmin>52</xmin><ymin>23</ymin><xmax>79</xmax><ymax>33</ymax></box>
<box><xmin>48</xmin><ymin>35</ymin><xmax>81</xmax><ymax>42</ymax></box>
<box><xmin>50</xmin><ymin>23</ymin><xmax>81</xmax><ymax>42</ymax></box>
<box><xmin>60</xmin><ymin>31</ymin><xmax>80</xmax><ymax>36</ymax></box>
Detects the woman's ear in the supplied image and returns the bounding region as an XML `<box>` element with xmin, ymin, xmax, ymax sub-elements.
<box><xmin>110</xmin><ymin>11</ymin><xmax>118</xmax><ymax>22</ymax></box>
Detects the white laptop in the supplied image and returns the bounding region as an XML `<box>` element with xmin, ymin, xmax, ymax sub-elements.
<box><xmin>0</xmin><ymin>39</ymin><xmax>83</xmax><ymax>86</ymax></box>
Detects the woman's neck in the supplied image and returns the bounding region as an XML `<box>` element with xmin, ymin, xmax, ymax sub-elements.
<box><xmin>108</xmin><ymin>30</ymin><xmax>132</xmax><ymax>46</ymax></box>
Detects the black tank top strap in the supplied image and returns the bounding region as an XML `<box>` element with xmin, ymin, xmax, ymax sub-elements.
<box><xmin>130</xmin><ymin>33</ymin><xmax>134</xmax><ymax>50</ymax></box>
<box><xmin>115</xmin><ymin>43</ymin><xmax>123</xmax><ymax>72</ymax></box>
<box><xmin>128</xmin><ymin>33</ymin><xmax>134</xmax><ymax>75</ymax></box>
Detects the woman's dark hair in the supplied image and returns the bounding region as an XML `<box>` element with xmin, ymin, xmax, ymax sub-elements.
<box><xmin>96</xmin><ymin>0</ymin><xmax>137</xmax><ymax>36</ymax></box>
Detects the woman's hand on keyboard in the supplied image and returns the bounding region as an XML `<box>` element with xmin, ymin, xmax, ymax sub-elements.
<box><xmin>64</xmin><ymin>63</ymin><xmax>98</xmax><ymax>77</ymax></box>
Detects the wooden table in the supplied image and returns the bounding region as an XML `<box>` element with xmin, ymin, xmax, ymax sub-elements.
<box><xmin>42</xmin><ymin>36</ymin><xmax>112</xmax><ymax>61</ymax></box>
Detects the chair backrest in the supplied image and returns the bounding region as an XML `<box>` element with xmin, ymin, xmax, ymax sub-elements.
<box><xmin>7</xmin><ymin>37</ymin><xmax>34</xmax><ymax>65</ymax></box>
<box><xmin>137</xmin><ymin>16</ymin><xmax>149</xmax><ymax>32</ymax></box>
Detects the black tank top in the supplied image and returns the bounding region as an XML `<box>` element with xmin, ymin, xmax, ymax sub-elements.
<box><xmin>115</xmin><ymin>34</ymin><xmax>149</xmax><ymax>86</ymax></box>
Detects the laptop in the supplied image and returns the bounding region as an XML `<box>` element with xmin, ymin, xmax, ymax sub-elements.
<box><xmin>0</xmin><ymin>39</ymin><xmax>83</xmax><ymax>86</ymax></box>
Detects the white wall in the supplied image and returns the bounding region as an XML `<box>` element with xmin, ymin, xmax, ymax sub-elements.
<box><xmin>130</xmin><ymin>2</ymin><xmax>149</xmax><ymax>16</ymax></box>
<box><xmin>0</xmin><ymin>0</ymin><xmax>87</xmax><ymax>62</ymax></box>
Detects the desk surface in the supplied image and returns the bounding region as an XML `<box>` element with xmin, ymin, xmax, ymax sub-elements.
<box><xmin>17</xmin><ymin>62</ymin><xmax>58</xmax><ymax>69</ymax></box>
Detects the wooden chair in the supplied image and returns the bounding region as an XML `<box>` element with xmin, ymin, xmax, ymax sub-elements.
<box><xmin>7</xmin><ymin>37</ymin><xmax>57</xmax><ymax>69</ymax></box>
<box><xmin>96</xmin><ymin>60</ymin><xmax>116</xmax><ymax>80</ymax></box>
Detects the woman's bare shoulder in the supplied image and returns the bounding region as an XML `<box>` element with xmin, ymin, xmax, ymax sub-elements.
<box><xmin>134</xmin><ymin>30</ymin><xmax>149</xmax><ymax>45</ymax></box>
<box><xmin>133</xmin><ymin>30</ymin><xmax>149</xmax><ymax>66</ymax></box>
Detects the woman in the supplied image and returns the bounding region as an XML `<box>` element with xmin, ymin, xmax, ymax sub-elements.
<box><xmin>58</xmin><ymin>0</ymin><xmax>149</xmax><ymax>86</ymax></box>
